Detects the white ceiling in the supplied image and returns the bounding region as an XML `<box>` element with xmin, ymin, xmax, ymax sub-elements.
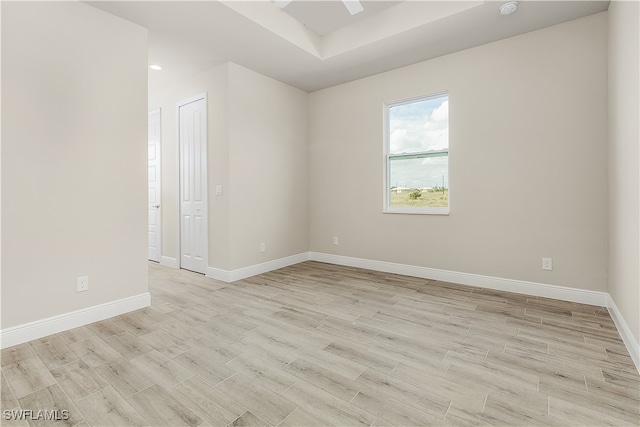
<box><xmin>86</xmin><ymin>1</ymin><xmax>609</xmax><ymax>94</ymax></box>
<box><xmin>282</xmin><ymin>1</ymin><xmax>401</xmax><ymax>35</ymax></box>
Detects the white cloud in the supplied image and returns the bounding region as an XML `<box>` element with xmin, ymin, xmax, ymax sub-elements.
<box><xmin>430</xmin><ymin>100</ymin><xmax>448</xmax><ymax>122</ymax></box>
<box><xmin>389</xmin><ymin>97</ymin><xmax>448</xmax><ymax>154</ymax></box>
<box><xmin>390</xmin><ymin>128</ymin><xmax>407</xmax><ymax>153</ymax></box>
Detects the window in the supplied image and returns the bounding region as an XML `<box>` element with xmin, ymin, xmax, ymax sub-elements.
<box><xmin>384</xmin><ymin>93</ymin><xmax>449</xmax><ymax>214</ymax></box>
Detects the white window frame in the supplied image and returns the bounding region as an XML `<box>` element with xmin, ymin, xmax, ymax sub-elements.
<box><xmin>383</xmin><ymin>93</ymin><xmax>450</xmax><ymax>215</ymax></box>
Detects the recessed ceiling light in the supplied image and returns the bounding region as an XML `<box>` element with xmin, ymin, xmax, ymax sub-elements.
<box><xmin>500</xmin><ymin>1</ymin><xmax>518</xmax><ymax>16</ymax></box>
<box><xmin>149</xmin><ymin>64</ymin><xmax>162</xmax><ymax>71</ymax></box>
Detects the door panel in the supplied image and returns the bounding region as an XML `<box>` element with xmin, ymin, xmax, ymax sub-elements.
<box><xmin>148</xmin><ymin>109</ymin><xmax>161</xmax><ymax>262</ymax></box>
<box><xmin>179</xmin><ymin>97</ymin><xmax>208</xmax><ymax>274</ymax></box>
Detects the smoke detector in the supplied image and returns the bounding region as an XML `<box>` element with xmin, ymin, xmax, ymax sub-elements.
<box><xmin>500</xmin><ymin>1</ymin><xmax>518</xmax><ymax>16</ymax></box>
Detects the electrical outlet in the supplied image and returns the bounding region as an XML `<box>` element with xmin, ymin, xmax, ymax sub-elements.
<box><xmin>260</xmin><ymin>242</ymin><xmax>266</xmax><ymax>253</ymax></box>
<box><xmin>333</xmin><ymin>236</ymin><xmax>339</xmax><ymax>245</ymax></box>
<box><xmin>77</xmin><ymin>276</ymin><xmax>89</xmax><ymax>292</ymax></box>
<box><xmin>542</xmin><ymin>258</ymin><xmax>553</xmax><ymax>271</ymax></box>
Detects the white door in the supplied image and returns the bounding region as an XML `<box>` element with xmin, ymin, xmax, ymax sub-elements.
<box><xmin>179</xmin><ymin>95</ymin><xmax>208</xmax><ymax>274</ymax></box>
<box><xmin>148</xmin><ymin>109</ymin><xmax>161</xmax><ymax>262</ymax></box>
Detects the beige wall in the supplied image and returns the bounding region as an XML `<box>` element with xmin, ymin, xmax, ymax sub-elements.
<box><xmin>149</xmin><ymin>63</ymin><xmax>308</xmax><ymax>271</ymax></box>
<box><xmin>1</xmin><ymin>2</ymin><xmax>149</xmax><ymax>327</ymax></box>
<box><xmin>149</xmin><ymin>64</ymin><xmax>231</xmax><ymax>269</ymax></box>
<box><xmin>0</xmin><ymin>1</ymin><xmax>631</xmax><ymax>348</ymax></box>
<box><xmin>227</xmin><ymin>63</ymin><xmax>309</xmax><ymax>270</ymax></box>
<box><xmin>309</xmin><ymin>13</ymin><xmax>609</xmax><ymax>291</ymax></box>
<box><xmin>608</xmin><ymin>1</ymin><xmax>640</xmax><ymax>343</ymax></box>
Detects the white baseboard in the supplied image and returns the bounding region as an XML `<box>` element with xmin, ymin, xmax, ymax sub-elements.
<box><xmin>607</xmin><ymin>295</ymin><xmax>640</xmax><ymax>373</ymax></box>
<box><xmin>0</xmin><ymin>293</ymin><xmax>151</xmax><ymax>349</ymax></box>
<box><xmin>207</xmin><ymin>252</ymin><xmax>310</xmax><ymax>283</ymax></box>
<box><xmin>309</xmin><ymin>252</ymin><xmax>640</xmax><ymax>372</ymax></box>
<box><xmin>160</xmin><ymin>256</ymin><xmax>178</xmax><ymax>269</ymax></box>
<box><xmin>24</xmin><ymin>251</ymin><xmax>628</xmax><ymax>372</ymax></box>
<box><xmin>206</xmin><ymin>266</ymin><xmax>231</xmax><ymax>282</ymax></box>
<box><xmin>308</xmin><ymin>252</ymin><xmax>609</xmax><ymax>307</ymax></box>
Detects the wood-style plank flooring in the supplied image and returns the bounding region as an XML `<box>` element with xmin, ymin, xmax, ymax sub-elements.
<box><xmin>2</xmin><ymin>261</ymin><xmax>639</xmax><ymax>426</ymax></box>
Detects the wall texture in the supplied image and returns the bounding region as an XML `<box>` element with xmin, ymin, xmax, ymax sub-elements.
<box><xmin>1</xmin><ymin>2</ymin><xmax>633</xmax><ymax>356</ymax></box>
<box><xmin>1</xmin><ymin>2</ymin><xmax>149</xmax><ymax>327</ymax></box>
<box><xmin>309</xmin><ymin>13</ymin><xmax>608</xmax><ymax>291</ymax></box>
<box><xmin>149</xmin><ymin>63</ymin><xmax>308</xmax><ymax>272</ymax></box>
<box><xmin>149</xmin><ymin>64</ymin><xmax>231</xmax><ymax>269</ymax></box>
<box><xmin>607</xmin><ymin>0</ymin><xmax>640</xmax><ymax>343</ymax></box>
<box><xmin>228</xmin><ymin>63</ymin><xmax>309</xmax><ymax>270</ymax></box>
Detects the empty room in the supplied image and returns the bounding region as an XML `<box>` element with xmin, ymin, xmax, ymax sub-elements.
<box><xmin>1</xmin><ymin>0</ymin><xmax>639</xmax><ymax>426</ymax></box>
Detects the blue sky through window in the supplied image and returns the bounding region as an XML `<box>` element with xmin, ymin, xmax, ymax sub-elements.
<box><xmin>389</xmin><ymin>94</ymin><xmax>448</xmax><ymax>189</ymax></box>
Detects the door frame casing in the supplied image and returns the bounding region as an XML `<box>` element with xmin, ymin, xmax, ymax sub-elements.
<box><xmin>176</xmin><ymin>93</ymin><xmax>208</xmax><ymax>272</ymax></box>
<box><xmin>148</xmin><ymin>108</ymin><xmax>162</xmax><ymax>262</ymax></box>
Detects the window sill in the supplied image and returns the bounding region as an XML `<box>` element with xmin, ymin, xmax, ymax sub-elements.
<box><xmin>383</xmin><ymin>207</ymin><xmax>450</xmax><ymax>215</ymax></box>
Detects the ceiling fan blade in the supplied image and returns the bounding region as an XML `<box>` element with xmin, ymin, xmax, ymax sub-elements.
<box><xmin>274</xmin><ymin>0</ymin><xmax>292</xmax><ymax>9</ymax></box>
<box><xmin>343</xmin><ymin>0</ymin><xmax>364</xmax><ymax>15</ymax></box>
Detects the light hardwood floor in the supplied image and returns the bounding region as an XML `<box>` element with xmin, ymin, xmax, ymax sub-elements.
<box><xmin>1</xmin><ymin>261</ymin><xmax>638</xmax><ymax>426</ymax></box>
